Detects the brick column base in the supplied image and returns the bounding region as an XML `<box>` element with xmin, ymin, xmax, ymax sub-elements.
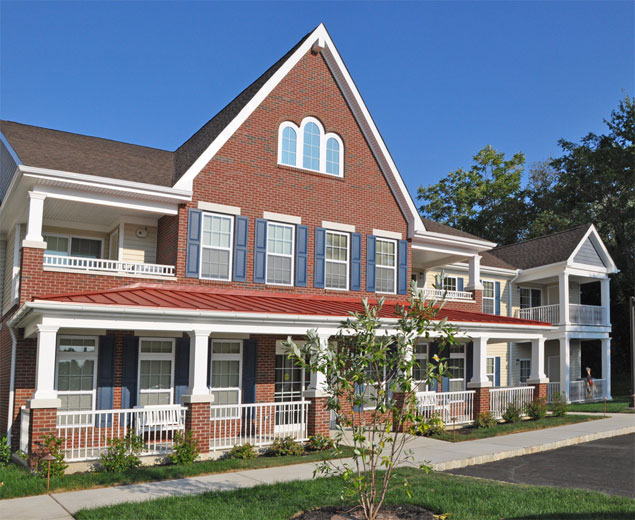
<box><xmin>28</xmin><ymin>407</ymin><xmax>58</xmax><ymax>467</ymax></box>
<box><xmin>532</xmin><ymin>383</ymin><xmax>547</xmax><ymax>402</ymax></box>
<box><xmin>184</xmin><ymin>401</ymin><xmax>211</xmax><ymax>453</ymax></box>
<box><xmin>472</xmin><ymin>387</ymin><xmax>490</xmax><ymax>421</ymax></box>
<box><xmin>392</xmin><ymin>392</ymin><xmax>415</xmax><ymax>433</ymax></box>
<box><xmin>307</xmin><ymin>397</ymin><xmax>330</xmax><ymax>437</ymax></box>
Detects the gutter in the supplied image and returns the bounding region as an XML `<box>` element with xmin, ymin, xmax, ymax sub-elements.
<box><xmin>6</xmin><ymin>322</ymin><xmax>17</xmax><ymax>448</ymax></box>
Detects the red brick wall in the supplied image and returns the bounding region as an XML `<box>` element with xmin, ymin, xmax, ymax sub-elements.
<box><xmin>11</xmin><ymin>331</ymin><xmax>37</xmax><ymax>447</ymax></box>
<box><xmin>0</xmin><ymin>314</ymin><xmax>13</xmax><ymax>436</ymax></box>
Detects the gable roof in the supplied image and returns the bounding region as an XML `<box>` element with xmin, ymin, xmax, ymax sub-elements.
<box><xmin>421</xmin><ymin>218</ymin><xmax>490</xmax><ymax>241</ymax></box>
<box><xmin>488</xmin><ymin>224</ymin><xmax>592</xmax><ymax>270</ymax></box>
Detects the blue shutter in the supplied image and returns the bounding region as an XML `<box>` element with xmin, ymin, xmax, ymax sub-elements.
<box><xmin>353</xmin><ymin>382</ymin><xmax>364</xmax><ymax>412</ymax></box>
<box><xmin>96</xmin><ymin>335</ymin><xmax>115</xmax><ymax>426</ymax></box>
<box><xmin>495</xmin><ymin>281</ymin><xmax>501</xmax><ymax>315</ymax></box>
<box><xmin>295</xmin><ymin>225</ymin><xmax>308</xmax><ymax>287</ymax></box>
<box><xmin>366</xmin><ymin>235</ymin><xmax>376</xmax><ymax>292</ymax></box>
<box><xmin>174</xmin><ymin>337</ymin><xmax>190</xmax><ymax>405</ymax></box>
<box><xmin>242</xmin><ymin>339</ymin><xmax>258</xmax><ymax>404</ymax></box>
<box><xmin>233</xmin><ymin>216</ymin><xmax>248</xmax><ymax>282</ymax></box>
<box><xmin>466</xmin><ymin>341</ymin><xmax>473</xmax><ymax>384</ymax></box>
<box><xmin>441</xmin><ymin>377</ymin><xmax>449</xmax><ymax>392</ymax></box>
<box><xmin>397</xmin><ymin>240</ymin><xmax>408</xmax><ymax>294</ymax></box>
<box><xmin>121</xmin><ymin>336</ymin><xmax>139</xmax><ymax>409</ymax></box>
<box><xmin>207</xmin><ymin>341</ymin><xmax>213</xmax><ymax>387</ymax></box>
<box><xmin>314</xmin><ymin>227</ymin><xmax>326</xmax><ymax>289</ymax></box>
<box><xmin>254</xmin><ymin>219</ymin><xmax>267</xmax><ymax>284</ymax></box>
<box><xmin>350</xmin><ymin>233</ymin><xmax>361</xmax><ymax>291</ymax></box>
<box><xmin>495</xmin><ymin>357</ymin><xmax>501</xmax><ymax>387</ymax></box>
<box><xmin>457</xmin><ymin>277</ymin><xmax>464</xmax><ymax>291</ymax></box>
<box><xmin>185</xmin><ymin>209</ymin><xmax>202</xmax><ymax>278</ymax></box>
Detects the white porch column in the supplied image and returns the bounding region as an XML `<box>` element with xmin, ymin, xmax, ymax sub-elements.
<box><xmin>306</xmin><ymin>333</ymin><xmax>330</xmax><ymax>397</ymax></box>
<box><xmin>558</xmin><ymin>272</ymin><xmax>570</xmax><ymax>325</ymax></box>
<box><xmin>600</xmin><ymin>278</ymin><xmax>611</xmax><ymax>326</ymax></box>
<box><xmin>601</xmin><ymin>337</ymin><xmax>612</xmax><ymax>400</ymax></box>
<box><xmin>183</xmin><ymin>329</ymin><xmax>214</xmax><ymax>402</ymax></box>
<box><xmin>23</xmin><ymin>191</ymin><xmax>47</xmax><ymax>248</ymax></box>
<box><xmin>559</xmin><ymin>336</ymin><xmax>571</xmax><ymax>401</ymax></box>
<box><xmin>527</xmin><ymin>336</ymin><xmax>548</xmax><ymax>384</ymax></box>
<box><xmin>30</xmin><ymin>324</ymin><xmax>61</xmax><ymax>408</ymax></box>
<box><xmin>466</xmin><ymin>255</ymin><xmax>484</xmax><ymax>291</ymax></box>
<box><xmin>467</xmin><ymin>336</ymin><xmax>491</xmax><ymax>388</ymax></box>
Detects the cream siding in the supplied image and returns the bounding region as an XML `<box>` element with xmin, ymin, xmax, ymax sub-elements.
<box><xmin>121</xmin><ymin>224</ymin><xmax>157</xmax><ymax>264</ymax></box>
<box><xmin>510</xmin><ymin>342</ymin><xmax>532</xmax><ymax>386</ymax></box>
<box><xmin>487</xmin><ymin>341</ymin><xmax>509</xmax><ymax>386</ymax></box>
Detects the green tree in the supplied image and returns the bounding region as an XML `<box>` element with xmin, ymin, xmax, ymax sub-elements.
<box><xmin>417</xmin><ymin>145</ymin><xmax>527</xmax><ymax>245</ymax></box>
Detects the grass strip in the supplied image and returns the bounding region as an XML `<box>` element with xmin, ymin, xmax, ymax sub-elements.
<box><xmin>568</xmin><ymin>395</ymin><xmax>635</xmax><ymax>414</ymax></box>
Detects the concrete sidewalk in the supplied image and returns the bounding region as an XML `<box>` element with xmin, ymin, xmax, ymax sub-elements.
<box><xmin>2</xmin><ymin>413</ymin><xmax>633</xmax><ymax>520</ymax></box>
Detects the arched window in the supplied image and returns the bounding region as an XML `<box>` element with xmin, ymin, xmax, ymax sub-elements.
<box><xmin>280</xmin><ymin>126</ymin><xmax>296</xmax><ymax>166</ymax></box>
<box><xmin>303</xmin><ymin>122</ymin><xmax>321</xmax><ymax>171</ymax></box>
<box><xmin>326</xmin><ymin>137</ymin><xmax>340</xmax><ymax>175</ymax></box>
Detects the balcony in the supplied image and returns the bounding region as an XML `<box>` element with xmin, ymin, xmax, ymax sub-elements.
<box><xmin>516</xmin><ymin>303</ymin><xmax>606</xmax><ymax>325</ymax></box>
<box><xmin>43</xmin><ymin>254</ymin><xmax>175</xmax><ymax>277</ymax></box>
<box><xmin>418</xmin><ymin>288</ymin><xmax>474</xmax><ymax>301</ymax></box>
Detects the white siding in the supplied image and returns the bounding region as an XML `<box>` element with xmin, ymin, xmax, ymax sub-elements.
<box><xmin>122</xmin><ymin>224</ymin><xmax>157</xmax><ymax>264</ymax></box>
<box><xmin>573</xmin><ymin>238</ymin><xmax>605</xmax><ymax>267</ymax></box>
<box><xmin>0</xmin><ymin>239</ymin><xmax>5</xmax><ymax>316</ymax></box>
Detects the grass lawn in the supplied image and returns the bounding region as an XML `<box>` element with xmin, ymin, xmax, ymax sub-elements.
<box><xmin>430</xmin><ymin>414</ymin><xmax>601</xmax><ymax>442</ymax></box>
<box><xmin>74</xmin><ymin>467</ymin><xmax>635</xmax><ymax>520</ymax></box>
<box><xmin>0</xmin><ymin>447</ymin><xmax>352</xmax><ymax>500</ymax></box>
<box><xmin>568</xmin><ymin>395</ymin><xmax>635</xmax><ymax>414</ymax></box>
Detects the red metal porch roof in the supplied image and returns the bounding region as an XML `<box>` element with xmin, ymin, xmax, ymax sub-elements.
<box><xmin>32</xmin><ymin>283</ymin><xmax>548</xmax><ymax>326</ymax></box>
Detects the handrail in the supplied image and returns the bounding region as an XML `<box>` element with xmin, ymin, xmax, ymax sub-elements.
<box><xmin>43</xmin><ymin>254</ymin><xmax>175</xmax><ymax>277</ymax></box>
<box><xmin>418</xmin><ymin>288</ymin><xmax>474</xmax><ymax>301</ymax></box>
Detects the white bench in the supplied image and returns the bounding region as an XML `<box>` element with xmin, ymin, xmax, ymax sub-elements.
<box><xmin>135</xmin><ymin>405</ymin><xmax>184</xmax><ymax>435</ymax></box>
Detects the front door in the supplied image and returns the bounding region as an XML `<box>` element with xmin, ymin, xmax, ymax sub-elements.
<box><xmin>274</xmin><ymin>347</ymin><xmax>307</xmax><ymax>434</ymax></box>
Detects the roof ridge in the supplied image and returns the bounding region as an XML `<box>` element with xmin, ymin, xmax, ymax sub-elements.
<box><xmin>492</xmin><ymin>224</ymin><xmax>591</xmax><ymax>251</ymax></box>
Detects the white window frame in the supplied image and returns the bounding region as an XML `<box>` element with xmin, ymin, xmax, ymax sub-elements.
<box><xmin>486</xmin><ymin>356</ymin><xmax>496</xmax><ymax>385</ymax></box>
<box><xmin>519</xmin><ymin>287</ymin><xmax>542</xmax><ymax>309</ymax></box>
<box><xmin>443</xmin><ymin>276</ymin><xmax>458</xmax><ymax>292</ymax></box>
<box><xmin>209</xmin><ymin>339</ymin><xmax>243</xmax><ymax>419</ymax></box>
<box><xmin>265</xmin><ymin>221</ymin><xmax>295</xmax><ymax>286</ymax></box>
<box><xmin>482</xmin><ymin>280</ymin><xmax>495</xmax><ymax>314</ymax></box>
<box><xmin>375</xmin><ymin>237</ymin><xmax>397</xmax><ymax>294</ymax></box>
<box><xmin>413</xmin><ymin>341</ymin><xmax>429</xmax><ymax>392</ymax></box>
<box><xmin>277</xmin><ymin>117</ymin><xmax>344</xmax><ymax>177</ymax></box>
<box><xmin>275</xmin><ymin>340</ymin><xmax>308</xmax><ymax>401</ymax></box>
<box><xmin>448</xmin><ymin>344</ymin><xmax>465</xmax><ymax>392</ymax></box>
<box><xmin>199</xmin><ymin>211</ymin><xmax>234</xmax><ymax>282</ymax></box>
<box><xmin>325</xmin><ymin>230</ymin><xmax>349</xmax><ymax>291</ymax></box>
<box><xmin>43</xmin><ymin>233</ymin><xmax>104</xmax><ymax>259</ymax></box>
<box><xmin>137</xmin><ymin>337</ymin><xmax>175</xmax><ymax>407</ymax></box>
<box><xmin>519</xmin><ymin>358</ymin><xmax>531</xmax><ymax>384</ymax></box>
<box><xmin>55</xmin><ymin>335</ymin><xmax>99</xmax><ymax>418</ymax></box>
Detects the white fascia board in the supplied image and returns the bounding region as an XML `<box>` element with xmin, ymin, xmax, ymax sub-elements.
<box><xmin>451</xmin><ymin>261</ymin><xmax>518</xmax><ymax>277</ymax></box>
<box><xmin>566</xmin><ymin>265</ymin><xmax>610</xmax><ymax>278</ymax></box>
<box><xmin>414</xmin><ymin>230</ymin><xmax>497</xmax><ymax>250</ymax></box>
<box><xmin>514</xmin><ymin>261</ymin><xmax>568</xmax><ymax>283</ymax></box>
<box><xmin>411</xmin><ymin>240</ymin><xmax>479</xmax><ymax>258</ymax></box>
<box><xmin>0</xmin><ymin>166</ymin><xmax>23</xmax><ymax>218</ymax></box>
<box><xmin>567</xmin><ymin>225</ymin><xmax>618</xmax><ymax>273</ymax></box>
<box><xmin>0</xmin><ymin>132</ymin><xmax>22</xmax><ymax>164</ymax></box>
<box><xmin>21</xmin><ymin>165</ymin><xmax>192</xmax><ymax>202</ymax></box>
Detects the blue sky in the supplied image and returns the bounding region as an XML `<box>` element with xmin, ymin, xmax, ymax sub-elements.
<box><xmin>1</xmin><ymin>1</ymin><xmax>632</xmax><ymax>202</ymax></box>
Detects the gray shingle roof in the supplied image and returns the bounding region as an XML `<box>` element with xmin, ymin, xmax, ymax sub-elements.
<box><xmin>421</xmin><ymin>218</ymin><xmax>490</xmax><ymax>241</ymax></box>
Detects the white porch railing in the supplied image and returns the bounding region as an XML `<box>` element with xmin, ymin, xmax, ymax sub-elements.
<box><xmin>210</xmin><ymin>401</ymin><xmax>309</xmax><ymax>451</ymax></box>
<box><xmin>19</xmin><ymin>407</ymin><xmax>30</xmax><ymax>453</ymax></box>
<box><xmin>56</xmin><ymin>406</ymin><xmax>186</xmax><ymax>462</ymax></box>
<box><xmin>516</xmin><ymin>304</ymin><xmax>560</xmax><ymax>324</ymax></box>
<box><xmin>415</xmin><ymin>390</ymin><xmax>474</xmax><ymax>426</ymax></box>
<box><xmin>489</xmin><ymin>386</ymin><xmax>534</xmax><ymax>419</ymax></box>
<box><xmin>418</xmin><ymin>288</ymin><xmax>474</xmax><ymax>301</ymax></box>
<box><xmin>546</xmin><ymin>382</ymin><xmax>561</xmax><ymax>403</ymax></box>
<box><xmin>569</xmin><ymin>379</ymin><xmax>606</xmax><ymax>402</ymax></box>
<box><xmin>569</xmin><ymin>304</ymin><xmax>605</xmax><ymax>325</ymax></box>
<box><xmin>43</xmin><ymin>254</ymin><xmax>175</xmax><ymax>277</ymax></box>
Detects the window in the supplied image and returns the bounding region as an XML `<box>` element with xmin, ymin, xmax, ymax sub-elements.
<box><xmin>210</xmin><ymin>340</ymin><xmax>242</xmax><ymax>417</ymax></box>
<box><xmin>56</xmin><ymin>336</ymin><xmax>98</xmax><ymax>414</ymax></box>
<box><xmin>325</xmin><ymin>231</ymin><xmax>349</xmax><ymax>290</ymax></box>
<box><xmin>326</xmin><ymin>138</ymin><xmax>340</xmax><ymax>175</ymax></box>
<box><xmin>375</xmin><ymin>238</ymin><xmax>396</xmax><ymax>293</ymax></box>
<box><xmin>45</xmin><ymin>235</ymin><xmax>69</xmax><ymax>256</ymax></box>
<box><xmin>138</xmin><ymin>339</ymin><xmax>174</xmax><ymax>406</ymax></box>
<box><xmin>443</xmin><ymin>276</ymin><xmax>457</xmax><ymax>292</ymax></box>
<box><xmin>266</xmin><ymin>222</ymin><xmax>294</xmax><ymax>285</ymax></box>
<box><xmin>483</xmin><ymin>281</ymin><xmax>495</xmax><ymax>314</ymax></box>
<box><xmin>519</xmin><ymin>359</ymin><xmax>531</xmax><ymax>384</ymax></box>
<box><xmin>200</xmin><ymin>213</ymin><xmax>233</xmax><ymax>281</ymax></box>
<box><xmin>448</xmin><ymin>344</ymin><xmax>465</xmax><ymax>392</ymax></box>
<box><xmin>44</xmin><ymin>234</ymin><xmax>102</xmax><ymax>259</ymax></box>
<box><xmin>280</xmin><ymin>126</ymin><xmax>296</xmax><ymax>166</ymax></box>
<box><xmin>520</xmin><ymin>287</ymin><xmax>542</xmax><ymax>309</ymax></box>
<box><xmin>486</xmin><ymin>357</ymin><xmax>495</xmax><ymax>385</ymax></box>
<box><xmin>303</xmin><ymin>122</ymin><xmax>320</xmax><ymax>171</ymax></box>
<box><xmin>413</xmin><ymin>341</ymin><xmax>428</xmax><ymax>392</ymax></box>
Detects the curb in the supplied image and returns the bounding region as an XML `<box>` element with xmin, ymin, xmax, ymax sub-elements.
<box><xmin>433</xmin><ymin>425</ymin><xmax>635</xmax><ymax>471</ymax></box>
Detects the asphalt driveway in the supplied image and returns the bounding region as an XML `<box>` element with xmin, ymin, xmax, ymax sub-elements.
<box><xmin>447</xmin><ymin>433</ymin><xmax>635</xmax><ymax>498</ymax></box>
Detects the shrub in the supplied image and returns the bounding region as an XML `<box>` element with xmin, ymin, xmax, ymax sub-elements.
<box><xmin>526</xmin><ymin>399</ymin><xmax>548</xmax><ymax>420</ymax></box>
<box><xmin>306</xmin><ymin>434</ymin><xmax>334</xmax><ymax>452</ymax></box>
<box><xmin>267</xmin><ymin>436</ymin><xmax>305</xmax><ymax>457</ymax></box>
<box><xmin>225</xmin><ymin>443</ymin><xmax>258</xmax><ymax>460</ymax></box>
<box><xmin>0</xmin><ymin>435</ymin><xmax>10</xmax><ymax>466</ymax></box>
<box><xmin>167</xmin><ymin>431</ymin><xmax>200</xmax><ymax>465</ymax></box>
<box><xmin>99</xmin><ymin>431</ymin><xmax>145</xmax><ymax>472</ymax></box>
<box><xmin>475</xmin><ymin>412</ymin><xmax>497</xmax><ymax>429</ymax></box>
<box><xmin>550</xmin><ymin>392</ymin><xmax>569</xmax><ymax>417</ymax></box>
<box><xmin>502</xmin><ymin>402</ymin><xmax>524</xmax><ymax>423</ymax></box>
<box><xmin>37</xmin><ymin>434</ymin><xmax>67</xmax><ymax>478</ymax></box>
<box><xmin>412</xmin><ymin>413</ymin><xmax>445</xmax><ymax>436</ymax></box>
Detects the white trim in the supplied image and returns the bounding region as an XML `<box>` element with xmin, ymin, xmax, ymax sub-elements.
<box><xmin>325</xmin><ymin>229</ymin><xmax>349</xmax><ymax>291</ymax></box>
<box><xmin>486</xmin><ymin>355</ymin><xmax>495</xmax><ymax>385</ymax></box>
<box><xmin>138</xmin><ymin>337</ymin><xmax>176</xmax><ymax>406</ymax></box>
<box><xmin>482</xmin><ymin>280</ymin><xmax>495</xmax><ymax>314</ymax></box>
<box><xmin>198</xmin><ymin>201</ymin><xmax>241</xmax><ymax>216</ymax></box>
<box><xmin>375</xmin><ymin>237</ymin><xmax>397</xmax><ymax>294</ymax></box>
<box><xmin>278</xmin><ymin>121</ymin><xmax>299</xmax><ymax>167</ymax></box>
<box><xmin>372</xmin><ymin>228</ymin><xmax>402</xmax><ymax>240</ymax></box>
<box><xmin>11</xmin><ymin>223</ymin><xmax>21</xmax><ymax>305</ymax></box>
<box><xmin>263</xmin><ymin>211</ymin><xmax>301</xmax><ymax>225</ymax></box>
<box><xmin>199</xmin><ymin>211</ymin><xmax>234</xmax><ymax>282</ymax></box>
<box><xmin>265</xmin><ymin>221</ymin><xmax>295</xmax><ymax>286</ymax></box>
<box><xmin>322</xmin><ymin>220</ymin><xmax>355</xmax><ymax>233</ymax></box>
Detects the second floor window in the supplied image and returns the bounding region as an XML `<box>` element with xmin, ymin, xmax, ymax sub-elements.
<box><xmin>325</xmin><ymin>230</ymin><xmax>349</xmax><ymax>290</ymax></box>
<box><xmin>266</xmin><ymin>222</ymin><xmax>294</xmax><ymax>285</ymax></box>
<box><xmin>483</xmin><ymin>281</ymin><xmax>495</xmax><ymax>314</ymax></box>
<box><xmin>280</xmin><ymin>126</ymin><xmax>296</xmax><ymax>166</ymax></box>
<box><xmin>44</xmin><ymin>234</ymin><xmax>102</xmax><ymax>259</ymax></box>
<box><xmin>443</xmin><ymin>276</ymin><xmax>457</xmax><ymax>292</ymax></box>
<box><xmin>375</xmin><ymin>238</ymin><xmax>396</xmax><ymax>293</ymax></box>
<box><xmin>520</xmin><ymin>287</ymin><xmax>542</xmax><ymax>309</ymax></box>
<box><xmin>201</xmin><ymin>213</ymin><xmax>233</xmax><ymax>281</ymax></box>
<box><xmin>303</xmin><ymin>122</ymin><xmax>321</xmax><ymax>171</ymax></box>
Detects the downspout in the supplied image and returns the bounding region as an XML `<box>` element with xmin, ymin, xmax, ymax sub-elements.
<box><xmin>507</xmin><ymin>269</ymin><xmax>520</xmax><ymax>386</ymax></box>
<box><xmin>6</xmin><ymin>321</ymin><xmax>17</xmax><ymax>447</ymax></box>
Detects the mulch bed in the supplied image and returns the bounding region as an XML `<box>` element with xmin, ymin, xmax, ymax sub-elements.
<box><xmin>292</xmin><ymin>505</ymin><xmax>436</xmax><ymax>519</ymax></box>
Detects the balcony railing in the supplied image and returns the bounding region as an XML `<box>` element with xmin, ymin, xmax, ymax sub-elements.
<box><xmin>418</xmin><ymin>288</ymin><xmax>474</xmax><ymax>301</ymax></box>
<box><xmin>415</xmin><ymin>390</ymin><xmax>475</xmax><ymax>425</ymax></box>
<box><xmin>569</xmin><ymin>379</ymin><xmax>606</xmax><ymax>402</ymax></box>
<box><xmin>489</xmin><ymin>386</ymin><xmax>534</xmax><ymax>419</ymax></box>
<box><xmin>516</xmin><ymin>304</ymin><xmax>606</xmax><ymax>325</ymax></box>
<box><xmin>43</xmin><ymin>254</ymin><xmax>175</xmax><ymax>277</ymax></box>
